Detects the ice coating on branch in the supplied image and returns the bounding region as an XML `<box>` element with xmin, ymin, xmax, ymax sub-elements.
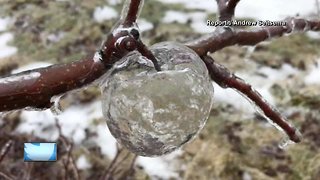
<box><xmin>50</xmin><ymin>95</ymin><xmax>63</xmax><ymax>116</ymax></box>
<box><xmin>0</xmin><ymin>72</ymin><xmax>40</xmax><ymax>84</ymax></box>
<box><xmin>233</xmin><ymin>79</ymin><xmax>302</xmax><ymax>146</ymax></box>
<box><xmin>100</xmin><ymin>42</ymin><xmax>214</xmax><ymax>156</ymax></box>
<box><xmin>120</xmin><ymin>0</ymin><xmax>144</xmax><ymax>21</ymax></box>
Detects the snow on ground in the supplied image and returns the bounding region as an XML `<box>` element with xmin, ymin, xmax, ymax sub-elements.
<box><xmin>15</xmin><ymin>100</ymin><xmax>102</xmax><ymax>143</ymax></box>
<box><xmin>307</xmin><ymin>31</ymin><xmax>320</xmax><ymax>40</ymax></box>
<box><xmin>108</xmin><ymin>0</ymin><xmax>122</xmax><ymax>6</ymax></box>
<box><xmin>158</xmin><ymin>0</ymin><xmax>317</xmax><ymax>20</ymax></box>
<box><xmin>94</xmin><ymin>124</ymin><xmax>118</xmax><ymax>159</ymax></box>
<box><xmin>0</xmin><ymin>32</ymin><xmax>17</xmax><ymax>58</ymax></box>
<box><xmin>76</xmin><ymin>155</ymin><xmax>92</xmax><ymax>170</ymax></box>
<box><xmin>0</xmin><ymin>17</ymin><xmax>17</xmax><ymax>59</ymax></box>
<box><xmin>305</xmin><ymin>60</ymin><xmax>320</xmax><ymax>85</ymax></box>
<box><xmin>162</xmin><ymin>11</ymin><xmax>212</xmax><ymax>33</ymax></box>
<box><xmin>157</xmin><ymin>0</ymin><xmax>216</xmax><ymax>12</ymax></box>
<box><xmin>163</xmin><ymin>11</ymin><xmax>189</xmax><ymax>24</ymax></box>
<box><xmin>136</xmin><ymin>149</ymin><xmax>183</xmax><ymax>179</ymax></box>
<box><xmin>0</xmin><ymin>17</ymin><xmax>11</xmax><ymax>32</ymax></box>
<box><xmin>93</xmin><ymin>6</ymin><xmax>118</xmax><ymax>23</ymax></box>
<box><xmin>236</xmin><ymin>0</ymin><xmax>316</xmax><ymax>20</ymax></box>
<box><xmin>137</xmin><ymin>19</ymin><xmax>154</xmax><ymax>32</ymax></box>
<box><xmin>189</xmin><ymin>12</ymin><xmax>213</xmax><ymax>33</ymax></box>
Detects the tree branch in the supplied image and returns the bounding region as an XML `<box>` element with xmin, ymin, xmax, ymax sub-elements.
<box><xmin>201</xmin><ymin>55</ymin><xmax>302</xmax><ymax>143</ymax></box>
<box><xmin>136</xmin><ymin>40</ymin><xmax>161</xmax><ymax>71</ymax></box>
<box><xmin>187</xmin><ymin>17</ymin><xmax>320</xmax><ymax>56</ymax></box>
<box><xmin>0</xmin><ymin>0</ymin><xmax>146</xmax><ymax>112</ymax></box>
<box><xmin>55</xmin><ymin>119</ymin><xmax>80</xmax><ymax>180</ymax></box>
<box><xmin>0</xmin><ymin>57</ymin><xmax>106</xmax><ymax>111</ymax></box>
<box><xmin>122</xmin><ymin>0</ymin><xmax>144</xmax><ymax>27</ymax></box>
<box><xmin>216</xmin><ymin>0</ymin><xmax>241</xmax><ymax>21</ymax></box>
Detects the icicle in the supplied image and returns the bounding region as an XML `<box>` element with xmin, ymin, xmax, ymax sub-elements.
<box><xmin>278</xmin><ymin>136</ymin><xmax>295</xmax><ymax>149</ymax></box>
<box><xmin>50</xmin><ymin>95</ymin><xmax>63</xmax><ymax>116</ymax></box>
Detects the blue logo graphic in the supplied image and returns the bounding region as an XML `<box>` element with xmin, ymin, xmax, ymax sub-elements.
<box><xmin>24</xmin><ymin>143</ymin><xmax>57</xmax><ymax>162</ymax></box>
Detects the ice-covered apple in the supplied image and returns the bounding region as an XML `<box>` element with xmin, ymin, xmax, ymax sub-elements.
<box><xmin>101</xmin><ymin>42</ymin><xmax>214</xmax><ymax>156</ymax></box>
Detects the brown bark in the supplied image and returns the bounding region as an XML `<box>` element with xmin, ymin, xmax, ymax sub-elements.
<box><xmin>0</xmin><ymin>56</ymin><xmax>106</xmax><ymax>111</ymax></box>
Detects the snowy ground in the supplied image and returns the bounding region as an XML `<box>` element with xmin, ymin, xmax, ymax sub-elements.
<box><xmin>0</xmin><ymin>17</ymin><xmax>17</xmax><ymax>58</ymax></box>
<box><xmin>158</xmin><ymin>0</ymin><xmax>317</xmax><ymax>20</ymax></box>
<box><xmin>1</xmin><ymin>1</ymin><xmax>320</xmax><ymax>179</ymax></box>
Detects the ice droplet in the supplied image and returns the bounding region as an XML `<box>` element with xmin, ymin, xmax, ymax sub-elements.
<box><xmin>100</xmin><ymin>42</ymin><xmax>214</xmax><ymax>156</ymax></box>
<box><xmin>278</xmin><ymin>136</ymin><xmax>294</xmax><ymax>149</ymax></box>
<box><xmin>50</xmin><ymin>95</ymin><xmax>63</xmax><ymax>116</ymax></box>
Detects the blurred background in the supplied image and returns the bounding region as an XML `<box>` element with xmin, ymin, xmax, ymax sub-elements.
<box><xmin>0</xmin><ymin>0</ymin><xmax>320</xmax><ymax>179</ymax></box>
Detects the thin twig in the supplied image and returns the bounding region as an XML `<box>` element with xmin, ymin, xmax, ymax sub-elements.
<box><xmin>202</xmin><ymin>55</ymin><xmax>302</xmax><ymax>143</ymax></box>
<box><xmin>136</xmin><ymin>40</ymin><xmax>161</xmax><ymax>71</ymax></box>
<box><xmin>68</xmin><ymin>143</ymin><xmax>80</xmax><ymax>180</ymax></box>
<box><xmin>24</xmin><ymin>163</ymin><xmax>33</xmax><ymax>180</ymax></box>
<box><xmin>101</xmin><ymin>144</ymin><xmax>123</xmax><ymax>180</ymax></box>
<box><xmin>55</xmin><ymin>119</ymin><xmax>79</xmax><ymax>180</ymax></box>
<box><xmin>122</xmin><ymin>0</ymin><xmax>144</xmax><ymax>27</ymax></box>
<box><xmin>108</xmin><ymin>151</ymin><xmax>132</xmax><ymax>176</ymax></box>
<box><xmin>0</xmin><ymin>171</ymin><xmax>15</xmax><ymax>180</ymax></box>
<box><xmin>0</xmin><ymin>140</ymin><xmax>13</xmax><ymax>163</ymax></box>
<box><xmin>119</xmin><ymin>155</ymin><xmax>138</xmax><ymax>178</ymax></box>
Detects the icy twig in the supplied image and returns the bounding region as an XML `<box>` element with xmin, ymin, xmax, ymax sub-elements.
<box><xmin>101</xmin><ymin>144</ymin><xmax>123</xmax><ymax>180</ymax></box>
<box><xmin>136</xmin><ymin>41</ymin><xmax>161</xmax><ymax>71</ymax></box>
<box><xmin>0</xmin><ymin>171</ymin><xmax>15</xmax><ymax>180</ymax></box>
<box><xmin>121</xmin><ymin>0</ymin><xmax>144</xmax><ymax>27</ymax></box>
<box><xmin>0</xmin><ymin>140</ymin><xmax>13</xmax><ymax>164</ymax></box>
<box><xmin>202</xmin><ymin>55</ymin><xmax>302</xmax><ymax>143</ymax></box>
<box><xmin>55</xmin><ymin>119</ymin><xmax>80</xmax><ymax>180</ymax></box>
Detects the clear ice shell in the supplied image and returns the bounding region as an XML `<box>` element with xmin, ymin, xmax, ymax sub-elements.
<box><xmin>100</xmin><ymin>42</ymin><xmax>214</xmax><ymax>156</ymax></box>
